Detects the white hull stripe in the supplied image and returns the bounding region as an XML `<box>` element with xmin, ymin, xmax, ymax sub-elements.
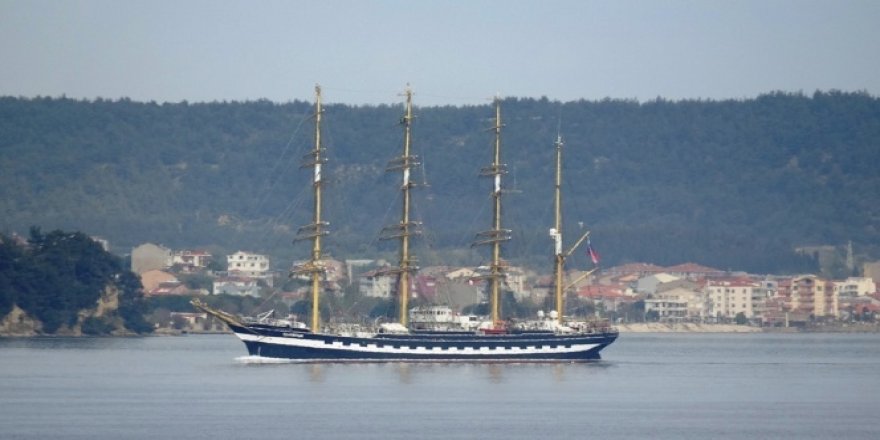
<box><xmin>237</xmin><ymin>333</ymin><xmax>599</xmax><ymax>356</ymax></box>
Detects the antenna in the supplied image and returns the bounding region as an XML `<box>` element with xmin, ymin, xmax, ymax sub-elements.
<box><xmin>556</xmin><ymin>105</ymin><xmax>563</xmax><ymax>139</ymax></box>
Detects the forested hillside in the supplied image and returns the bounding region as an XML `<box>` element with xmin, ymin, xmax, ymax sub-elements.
<box><xmin>1</xmin><ymin>91</ymin><xmax>878</xmax><ymax>274</ymax></box>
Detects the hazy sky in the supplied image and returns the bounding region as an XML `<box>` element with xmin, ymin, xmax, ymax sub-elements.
<box><xmin>1</xmin><ymin>0</ymin><xmax>878</xmax><ymax>106</ymax></box>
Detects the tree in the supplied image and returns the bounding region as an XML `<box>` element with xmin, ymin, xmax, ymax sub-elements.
<box><xmin>734</xmin><ymin>312</ymin><xmax>748</xmax><ymax>325</ymax></box>
<box><xmin>117</xmin><ymin>270</ymin><xmax>153</xmax><ymax>333</ymax></box>
<box><xmin>0</xmin><ymin>229</ymin><xmax>154</xmax><ymax>334</ymax></box>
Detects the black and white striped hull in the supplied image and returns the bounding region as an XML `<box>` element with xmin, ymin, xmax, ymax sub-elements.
<box><xmin>229</xmin><ymin>324</ymin><xmax>618</xmax><ymax>362</ymax></box>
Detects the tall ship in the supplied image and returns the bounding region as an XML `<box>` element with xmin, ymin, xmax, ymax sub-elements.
<box><xmin>193</xmin><ymin>86</ymin><xmax>618</xmax><ymax>361</ymax></box>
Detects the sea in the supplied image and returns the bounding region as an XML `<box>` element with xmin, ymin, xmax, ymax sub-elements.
<box><xmin>1</xmin><ymin>332</ymin><xmax>878</xmax><ymax>440</ymax></box>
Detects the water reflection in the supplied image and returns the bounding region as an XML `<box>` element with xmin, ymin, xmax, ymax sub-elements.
<box><xmin>395</xmin><ymin>363</ymin><xmax>412</xmax><ymax>384</ymax></box>
<box><xmin>308</xmin><ymin>363</ymin><xmax>324</xmax><ymax>383</ymax></box>
<box><xmin>289</xmin><ymin>361</ymin><xmax>614</xmax><ymax>385</ymax></box>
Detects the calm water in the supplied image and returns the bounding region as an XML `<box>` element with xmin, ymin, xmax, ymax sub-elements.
<box><xmin>1</xmin><ymin>333</ymin><xmax>878</xmax><ymax>440</ymax></box>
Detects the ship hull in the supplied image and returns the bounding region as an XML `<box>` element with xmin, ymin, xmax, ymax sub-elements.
<box><xmin>229</xmin><ymin>324</ymin><xmax>617</xmax><ymax>362</ymax></box>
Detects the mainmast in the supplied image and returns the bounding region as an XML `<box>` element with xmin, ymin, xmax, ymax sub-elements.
<box><xmin>474</xmin><ymin>97</ymin><xmax>511</xmax><ymax>327</ymax></box>
<box><xmin>292</xmin><ymin>85</ymin><xmax>329</xmax><ymax>333</ymax></box>
<box><xmin>550</xmin><ymin>134</ymin><xmax>593</xmax><ymax>323</ymax></box>
<box><xmin>380</xmin><ymin>86</ymin><xmax>421</xmax><ymax>326</ymax></box>
<box><xmin>551</xmin><ymin>135</ymin><xmax>565</xmax><ymax>322</ymax></box>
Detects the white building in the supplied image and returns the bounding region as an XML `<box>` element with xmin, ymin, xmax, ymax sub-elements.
<box><xmin>445</xmin><ymin>267</ymin><xmax>478</xmax><ymax>281</ymax></box>
<box><xmin>504</xmin><ymin>266</ymin><xmax>529</xmax><ymax>300</ymax></box>
<box><xmin>645</xmin><ymin>287</ymin><xmax>706</xmax><ymax>321</ymax></box>
<box><xmin>172</xmin><ymin>250</ymin><xmax>212</xmax><ymax>271</ymax></box>
<box><xmin>213</xmin><ymin>277</ymin><xmax>261</xmax><ymax>297</ymax></box>
<box><xmin>707</xmin><ymin>279</ymin><xmax>766</xmax><ymax>319</ymax></box>
<box><xmin>834</xmin><ymin>277</ymin><xmax>876</xmax><ymax>298</ymax></box>
<box><xmin>227</xmin><ymin>251</ymin><xmax>270</xmax><ymax>276</ymax></box>
<box><xmin>636</xmin><ymin>273</ymin><xmax>680</xmax><ymax>295</ymax></box>
<box><xmin>359</xmin><ymin>269</ymin><xmax>395</xmax><ymax>298</ymax></box>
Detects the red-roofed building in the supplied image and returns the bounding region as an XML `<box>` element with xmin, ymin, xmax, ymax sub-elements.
<box><xmin>602</xmin><ymin>263</ymin><xmax>666</xmax><ymax>278</ymax></box>
<box><xmin>577</xmin><ymin>284</ymin><xmax>626</xmax><ymax>299</ymax></box>
<box><xmin>664</xmin><ymin>263</ymin><xmax>725</xmax><ymax>280</ymax></box>
<box><xmin>577</xmin><ymin>284</ymin><xmax>639</xmax><ymax>316</ymax></box>
<box><xmin>839</xmin><ymin>296</ymin><xmax>880</xmax><ymax>320</ymax></box>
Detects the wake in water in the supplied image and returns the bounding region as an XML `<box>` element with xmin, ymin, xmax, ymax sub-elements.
<box><xmin>235</xmin><ymin>355</ymin><xmax>304</xmax><ymax>364</ymax></box>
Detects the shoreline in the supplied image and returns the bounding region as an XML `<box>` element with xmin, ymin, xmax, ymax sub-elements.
<box><xmin>617</xmin><ymin>323</ymin><xmax>761</xmax><ymax>333</ymax></box>
<box><xmin>4</xmin><ymin>323</ymin><xmax>880</xmax><ymax>337</ymax></box>
<box><xmin>616</xmin><ymin>322</ymin><xmax>880</xmax><ymax>333</ymax></box>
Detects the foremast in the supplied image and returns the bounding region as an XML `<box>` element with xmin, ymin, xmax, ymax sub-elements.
<box><xmin>474</xmin><ymin>97</ymin><xmax>511</xmax><ymax>327</ymax></box>
<box><xmin>380</xmin><ymin>86</ymin><xmax>421</xmax><ymax>326</ymax></box>
<box><xmin>550</xmin><ymin>135</ymin><xmax>594</xmax><ymax>323</ymax></box>
<box><xmin>292</xmin><ymin>85</ymin><xmax>329</xmax><ymax>333</ymax></box>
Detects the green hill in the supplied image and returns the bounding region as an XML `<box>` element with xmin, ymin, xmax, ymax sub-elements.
<box><xmin>2</xmin><ymin>91</ymin><xmax>878</xmax><ymax>274</ymax></box>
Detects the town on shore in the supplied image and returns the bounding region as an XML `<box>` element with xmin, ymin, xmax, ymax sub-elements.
<box><xmin>128</xmin><ymin>242</ymin><xmax>880</xmax><ymax>334</ymax></box>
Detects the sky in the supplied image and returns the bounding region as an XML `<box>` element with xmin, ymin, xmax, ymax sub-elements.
<box><xmin>1</xmin><ymin>0</ymin><xmax>879</xmax><ymax>106</ymax></box>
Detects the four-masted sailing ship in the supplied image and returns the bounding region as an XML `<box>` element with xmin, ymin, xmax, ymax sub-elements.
<box><xmin>193</xmin><ymin>86</ymin><xmax>618</xmax><ymax>361</ymax></box>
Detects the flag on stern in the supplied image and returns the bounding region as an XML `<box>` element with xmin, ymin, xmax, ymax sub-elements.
<box><xmin>587</xmin><ymin>239</ymin><xmax>600</xmax><ymax>265</ymax></box>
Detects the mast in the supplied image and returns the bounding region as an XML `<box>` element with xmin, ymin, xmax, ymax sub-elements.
<box><xmin>380</xmin><ymin>86</ymin><xmax>421</xmax><ymax>326</ymax></box>
<box><xmin>474</xmin><ymin>97</ymin><xmax>511</xmax><ymax>327</ymax></box>
<box><xmin>550</xmin><ymin>134</ymin><xmax>594</xmax><ymax>323</ymax></box>
<box><xmin>552</xmin><ymin>135</ymin><xmax>565</xmax><ymax>322</ymax></box>
<box><xmin>292</xmin><ymin>84</ymin><xmax>329</xmax><ymax>333</ymax></box>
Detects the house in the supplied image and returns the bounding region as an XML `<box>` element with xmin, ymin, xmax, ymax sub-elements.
<box><xmin>321</xmin><ymin>258</ymin><xmax>346</xmax><ymax>284</ymax></box>
<box><xmin>291</xmin><ymin>258</ymin><xmax>346</xmax><ymax>285</ymax></box>
<box><xmin>656</xmin><ymin>278</ymin><xmax>701</xmax><ymax>294</ymax></box>
<box><xmin>760</xmin><ymin>297</ymin><xmax>788</xmax><ymax>326</ymax></box>
<box><xmin>778</xmin><ymin>275</ymin><xmax>838</xmax><ymax>318</ymax></box>
<box><xmin>227</xmin><ymin>251</ymin><xmax>270</xmax><ymax>275</ymax></box>
<box><xmin>664</xmin><ymin>263</ymin><xmax>725</xmax><ymax>280</ymax></box>
<box><xmin>531</xmin><ymin>275</ymin><xmax>554</xmax><ymax>300</ymax></box>
<box><xmin>414</xmin><ymin>274</ymin><xmax>439</xmax><ymax>301</ymax></box>
<box><xmin>602</xmin><ymin>263</ymin><xmax>666</xmax><ymax>278</ymax></box>
<box><xmin>358</xmin><ymin>269</ymin><xmax>395</xmax><ymax>298</ymax></box>
<box><xmin>131</xmin><ymin>243</ymin><xmax>172</xmax><ymax>274</ymax></box>
<box><xmin>169</xmin><ymin>312</ymin><xmax>207</xmax><ymax>328</ymax></box>
<box><xmin>833</xmin><ymin>277</ymin><xmax>876</xmax><ymax>298</ymax></box>
<box><xmin>140</xmin><ymin>270</ymin><xmax>178</xmax><ymax>292</ymax></box>
<box><xmin>706</xmin><ymin>278</ymin><xmax>768</xmax><ymax>320</ymax></box>
<box><xmin>577</xmin><ymin>284</ymin><xmax>637</xmax><ymax>315</ymax></box>
<box><xmin>636</xmin><ymin>273</ymin><xmax>680</xmax><ymax>295</ymax></box>
<box><xmin>504</xmin><ymin>265</ymin><xmax>530</xmax><ymax>299</ymax></box>
<box><xmin>431</xmin><ymin>279</ymin><xmax>484</xmax><ymax>310</ymax></box>
<box><xmin>577</xmin><ymin>284</ymin><xmax>626</xmax><ymax>299</ymax></box>
<box><xmin>171</xmin><ymin>250</ymin><xmax>212</xmax><ymax>272</ymax></box>
<box><xmin>227</xmin><ymin>251</ymin><xmax>272</xmax><ymax>287</ymax></box>
<box><xmin>445</xmin><ymin>267</ymin><xmax>478</xmax><ymax>281</ymax></box>
<box><xmin>345</xmin><ymin>259</ymin><xmax>386</xmax><ymax>281</ymax></box>
<box><xmin>148</xmin><ymin>281</ymin><xmax>190</xmax><ymax>296</ymax></box>
<box><xmin>646</xmin><ymin>287</ymin><xmax>706</xmax><ymax>321</ymax></box>
<box><xmin>839</xmin><ymin>295</ymin><xmax>880</xmax><ymax>320</ymax></box>
<box><xmin>213</xmin><ymin>276</ymin><xmax>261</xmax><ymax>297</ymax></box>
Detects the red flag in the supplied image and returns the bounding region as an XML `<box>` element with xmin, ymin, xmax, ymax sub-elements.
<box><xmin>587</xmin><ymin>239</ymin><xmax>600</xmax><ymax>265</ymax></box>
